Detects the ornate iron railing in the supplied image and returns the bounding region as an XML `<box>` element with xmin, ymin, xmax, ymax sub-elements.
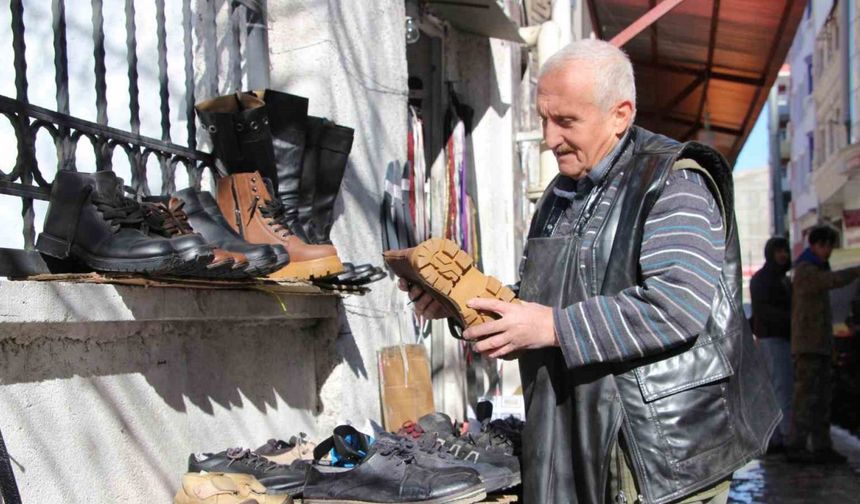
<box><xmin>0</xmin><ymin>0</ymin><xmax>264</xmax><ymax>254</ymax></box>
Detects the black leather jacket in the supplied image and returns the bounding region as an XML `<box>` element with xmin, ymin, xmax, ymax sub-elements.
<box><xmin>519</xmin><ymin>127</ymin><xmax>780</xmax><ymax>503</ymax></box>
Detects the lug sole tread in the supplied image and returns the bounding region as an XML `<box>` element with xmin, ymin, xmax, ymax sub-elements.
<box><xmin>409</xmin><ymin>238</ymin><xmax>517</xmax><ymax>329</ymax></box>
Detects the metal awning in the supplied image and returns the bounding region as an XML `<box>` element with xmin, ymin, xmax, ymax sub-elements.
<box><xmin>587</xmin><ymin>0</ymin><xmax>807</xmax><ymax>163</ymax></box>
<box><xmin>427</xmin><ymin>0</ymin><xmax>526</xmax><ymax>43</ymax></box>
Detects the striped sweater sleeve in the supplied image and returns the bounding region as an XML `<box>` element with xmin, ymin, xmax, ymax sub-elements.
<box><xmin>553</xmin><ymin>169</ymin><xmax>726</xmax><ymax>369</ymax></box>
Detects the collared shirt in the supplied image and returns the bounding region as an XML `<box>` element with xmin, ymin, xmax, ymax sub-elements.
<box><xmin>549</xmin><ymin>129</ymin><xmax>632</xmax><ymax>237</ymax></box>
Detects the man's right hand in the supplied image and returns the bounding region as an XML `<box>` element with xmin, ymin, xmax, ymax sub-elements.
<box><xmin>398</xmin><ymin>278</ymin><xmax>455</xmax><ymax>320</ymax></box>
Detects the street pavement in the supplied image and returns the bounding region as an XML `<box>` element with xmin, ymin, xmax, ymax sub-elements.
<box><xmin>479</xmin><ymin>426</ymin><xmax>860</xmax><ymax>503</ymax></box>
<box><xmin>728</xmin><ymin>426</ymin><xmax>860</xmax><ymax>503</ymax></box>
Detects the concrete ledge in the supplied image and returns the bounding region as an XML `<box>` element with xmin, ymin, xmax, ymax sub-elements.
<box><xmin>0</xmin><ymin>279</ymin><xmax>339</xmax><ymax>326</ymax></box>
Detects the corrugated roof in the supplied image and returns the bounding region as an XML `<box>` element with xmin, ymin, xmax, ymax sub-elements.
<box><xmin>588</xmin><ymin>0</ymin><xmax>807</xmax><ymax>163</ymax></box>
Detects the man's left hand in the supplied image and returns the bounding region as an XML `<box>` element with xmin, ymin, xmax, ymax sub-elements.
<box><xmin>462</xmin><ymin>299</ymin><xmax>558</xmax><ymax>359</ymax></box>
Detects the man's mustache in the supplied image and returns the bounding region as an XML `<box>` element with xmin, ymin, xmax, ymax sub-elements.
<box><xmin>554</xmin><ymin>146</ymin><xmax>575</xmax><ymax>156</ymax></box>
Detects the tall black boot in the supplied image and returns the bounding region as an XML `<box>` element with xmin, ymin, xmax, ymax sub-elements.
<box><xmin>308</xmin><ymin>121</ymin><xmax>354</xmax><ymax>245</ymax></box>
<box><xmin>36</xmin><ymin>170</ymin><xmax>198</xmax><ymax>274</ymax></box>
<box><xmin>194</xmin><ymin>92</ymin><xmax>277</xmax><ymax>183</ymax></box>
<box><xmin>247</xmin><ymin>89</ymin><xmax>312</xmax><ymax>241</ymax></box>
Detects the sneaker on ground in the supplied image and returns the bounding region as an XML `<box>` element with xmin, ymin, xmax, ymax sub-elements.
<box><xmin>188</xmin><ymin>447</ymin><xmax>306</xmax><ymax>496</ymax></box>
<box><xmin>302</xmin><ymin>425</ymin><xmax>486</xmax><ymax>504</ymax></box>
<box><xmin>410</xmin><ymin>413</ymin><xmax>521</xmax><ymax>491</ymax></box>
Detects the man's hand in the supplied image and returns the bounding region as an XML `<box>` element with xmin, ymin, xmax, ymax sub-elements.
<box><xmin>397</xmin><ymin>278</ymin><xmax>455</xmax><ymax>320</ymax></box>
<box><xmin>462</xmin><ymin>298</ymin><xmax>558</xmax><ymax>359</ymax></box>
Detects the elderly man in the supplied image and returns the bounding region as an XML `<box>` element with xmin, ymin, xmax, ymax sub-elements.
<box><xmin>400</xmin><ymin>39</ymin><xmax>778</xmax><ymax>504</ymax></box>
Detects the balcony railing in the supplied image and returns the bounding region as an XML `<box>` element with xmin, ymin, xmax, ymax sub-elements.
<box><xmin>0</xmin><ymin>0</ymin><xmax>264</xmax><ymax>263</ymax></box>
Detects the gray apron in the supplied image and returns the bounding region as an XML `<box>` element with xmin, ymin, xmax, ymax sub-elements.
<box><xmin>517</xmin><ymin>186</ymin><xmax>624</xmax><ymax>503</ymax></box>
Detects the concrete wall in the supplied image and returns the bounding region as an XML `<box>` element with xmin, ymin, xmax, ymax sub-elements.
<box><xmin>264</xmin><ymin>0</ymin><xmax>412</xmax><ymax>431</ymax></box>
<box><xmin>0</xmin><ymin>281</ymin><xmax>341</xmax><ymax>502</ymax></box>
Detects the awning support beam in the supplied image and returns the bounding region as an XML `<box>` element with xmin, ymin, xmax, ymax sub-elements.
<box><xmin>609</xmin><ymin>0</ymin><xmax>691</xmax><ymax>47</ymax></box>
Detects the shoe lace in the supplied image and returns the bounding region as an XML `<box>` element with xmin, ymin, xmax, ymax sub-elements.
<box><xmin>253</xmin><ymin>197</ymin><xmax>293</xmax><ymax>239</ymax></box>
<box><xmin>377</xmin><ymin>437</ymin><xmax>417</xmax><ymax>466</ymax></box>
<box><xmin>92</xmin><ymin>193</ymin><xmax>148</xmax><ymax>232</ymax></box>
<box><xmin>225</xmin><ymin>447</ymin><xmax>282</xmax><ymax>473</ymax></box>
<box><xmin>397</xmin><ymin>422</ymin><xmax>453</xmax><ymax>459</ymax></box>
<box><xmin>144</xmin><ymin>199</ymin><xmax>194</xmax><ymax>237</ymax></box>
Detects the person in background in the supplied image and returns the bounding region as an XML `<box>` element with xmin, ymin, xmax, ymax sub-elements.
<box><xmin>750</xmin><ymin>237</ymin><xmax>793</xmax><ymax>453</ymax></box>
<box><xmin>788</xmin><ymin>225</ymin><xmax>860</xmax><ymax>463</ymax></box>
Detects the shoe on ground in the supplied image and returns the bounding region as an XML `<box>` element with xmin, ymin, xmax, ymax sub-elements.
<box><xmin>384</xmin><ymin>238</ymin><xmax>517</xmax><ymax>332</ymax></box>
<box><xmin>256</xmin><ymin>434</ymin><xmax>317</xmax><ymax>466</ymax></box>
<box><xmin>471</xmin><ymin>416</ymin><xmax>524</xmax><ymax>458</ymax></box>
<box><xmin>405</xmin><ymin>413</ymin><xmax>521</xmax><ymax>492</ymax></box>
<box><xmin>188</xmin><ymin>447</ymin><xmax>306</xmax><ymax>496</ymax></box>
<box><xmin>383</xmin><ymin>428</ymin><xmax>512</xmax><ymax>494</ymax></box>
<box><xmin>302</xmin><ymin>427</ymin><xmax>486</xmax><ymax>504</ymax></box>
<box><xmin>174</xmin><ymin>472</ymin><xmax>291</xmax><ymax>504</ymax></box>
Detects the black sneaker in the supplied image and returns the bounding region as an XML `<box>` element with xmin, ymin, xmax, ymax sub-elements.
<box><xmin>413</xmin><ymin>413</ymin><xmax>521</xmax><ymax>490</ymax></box>
<box><xmin>188</xmin><ymin>447</ymin><xmax>306</xmax><ymax>495</ymax></box>
<box><xmin>302</xmin><ymin>426</ymin><xmax>486</xmax><ymax>504</ymax></box>
<box><xmin>385</xmin><ymin>427</ymin><xmax>511</xmax><ymax>494</ymax></box>
<box><xmin>470</xmin><ymin>417</ymin><xmax>523</xmax><ymax>458</ymax></box>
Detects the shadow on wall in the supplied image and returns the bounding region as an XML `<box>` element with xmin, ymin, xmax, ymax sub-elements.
<box><xmin>0</xmin><ymin>316</ymin><xmax>343</xmax><ymax>416</ymax></box>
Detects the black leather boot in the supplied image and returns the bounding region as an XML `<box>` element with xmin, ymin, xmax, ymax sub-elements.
<box><xmin>195</xmin><ymin>92</ymin><xmax>277</xmax><ymax>183</ymax></box>
<box><xmin>307</xmin><ymin>121</ymin><xmax>354</xmax><ymax>245</ymax></box>
<box><xmin>174</xmin><ymin>188</ymin><xmax>290</xmax><ymax>276</ymax></box>
<box><xmin>248</xmin><ymin>89</ymin><xmax>311</xmax><ymax>241</ymax></box>
<box><xmin>36</xmin><ymin>170</ymin><xmax>194</xmax><ymax>274</ymax></box>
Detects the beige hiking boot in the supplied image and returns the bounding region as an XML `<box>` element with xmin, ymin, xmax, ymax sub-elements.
<box><xmin>384</xmin><ymin>237</ymin><xmax>518</xmax><ymax>331</ymax></box>
<box><xmin>174</xmin><ymin>472</ymin><xmax>291</xmax><ymax>504</ymax></box>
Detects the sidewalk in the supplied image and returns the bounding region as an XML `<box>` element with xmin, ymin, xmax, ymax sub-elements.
<box><xmin>729</xmin><ymin>426</ymin><xmax>860</xmax><ymax>503</ymax></box>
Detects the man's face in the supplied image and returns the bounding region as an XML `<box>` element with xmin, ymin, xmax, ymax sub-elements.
<box><xmin>537</xmin><ymin>63</ymin><xmax>634</xmax><ymax>179</ymax></box>
<box><xmin>773</xmin><ymin>248</ymin><xmax>790</xmax><ymax>266</ymax></box>
<box><xmin>811</xmin><ymin>242</ymin><xmax>834</xmax><ymax>261</ymax></box>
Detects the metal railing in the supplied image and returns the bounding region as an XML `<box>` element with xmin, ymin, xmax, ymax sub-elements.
<box><xmin>0</xmin><ymin>0</ymin><xmax>264</xmax><ymax>251</ymax></box>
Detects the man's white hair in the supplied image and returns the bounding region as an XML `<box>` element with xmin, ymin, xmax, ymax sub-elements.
<box><xmin>539</xmin><ymin>39</ymin><xmax>637</xmax><ymax>112</ymax></box>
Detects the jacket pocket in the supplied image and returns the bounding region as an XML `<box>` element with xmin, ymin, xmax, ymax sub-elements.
<box><xmin>634</xmin><ymin>340</ymin><xmax>733</xmax><ymax>402</ymax></box>
<box><xmin>633</xmin><ymin>341</ymin><xmax>736</xmax><ymax>464</ymax></box>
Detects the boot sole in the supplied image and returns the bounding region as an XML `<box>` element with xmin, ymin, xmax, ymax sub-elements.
<box><xmin>303</xmin><ymin>486</ymin><xmax>486</xmax><ymax>504</ymax></box>
<box><xmin>268</xmin><ymin>255</ymin><xmax>344</xmax><ymax>281</ymax></box>
<box><xmin>408</xmin><ymin>238</ymin><xmax>517</xmax><ymax>329</ymax></box>
<box><xmin>37</xmin><ymin>232</ymin><xmax>193</xmax><ymax>275</ymax></box>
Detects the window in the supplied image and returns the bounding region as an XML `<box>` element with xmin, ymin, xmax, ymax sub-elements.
<box><xmin>808</xmin><ymin>132</ymin><xmax>815</xmax><ymax>171</ymax></box>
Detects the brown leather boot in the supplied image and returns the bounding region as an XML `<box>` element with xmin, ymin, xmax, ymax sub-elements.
<box><xmin>216</xmin><ymin>172</ymin><xmax>344</xmax><ymax>280</ymax></box>
<box><xmin>384</xmin><ymin>238</ymin><xmax>517</xmax><ymax>330</ymax></box>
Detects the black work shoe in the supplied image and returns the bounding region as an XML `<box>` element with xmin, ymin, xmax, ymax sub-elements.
<box><xmin>174</xmin><ymin>188</ymin><xmax>289</xmax><ymax>276</ymax></box>
<box><xmin>302</xmin><ymin>428</ymin><xmax>486</xmax><ymax>504</ymax></box>
<box><xmin>381</xmin><ymin>430</ymin><xmax>510</xmax><ymax>494</ymax></box>
<box><xmin>414</xmin><ymin>413</ymin><xmax>521</xmax><ymax>489</ymax></box>
<box><xmin>398</xmin><ymin>420</ymin><xmax>519</xmax><ymax>493</ymax></box>
<box><xmin>470</xmin><ymin>417</ymin><xmax>523</xmax><ymax>458</ymax></box>
<box><xmin>188</xmin><ymin>447</ymin><xmax>307</xmax><ymax>496</ymax></box>
<box><xmin>36</xmin><ymin>170</ymin><xmax>191</xmax><ymax>274</ymax></box>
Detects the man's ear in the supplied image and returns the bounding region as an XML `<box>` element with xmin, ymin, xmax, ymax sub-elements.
<box><xmin>612</xmin><ymin>100</ymin><xmax>635</xmax><ymax>135</ymax></box>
